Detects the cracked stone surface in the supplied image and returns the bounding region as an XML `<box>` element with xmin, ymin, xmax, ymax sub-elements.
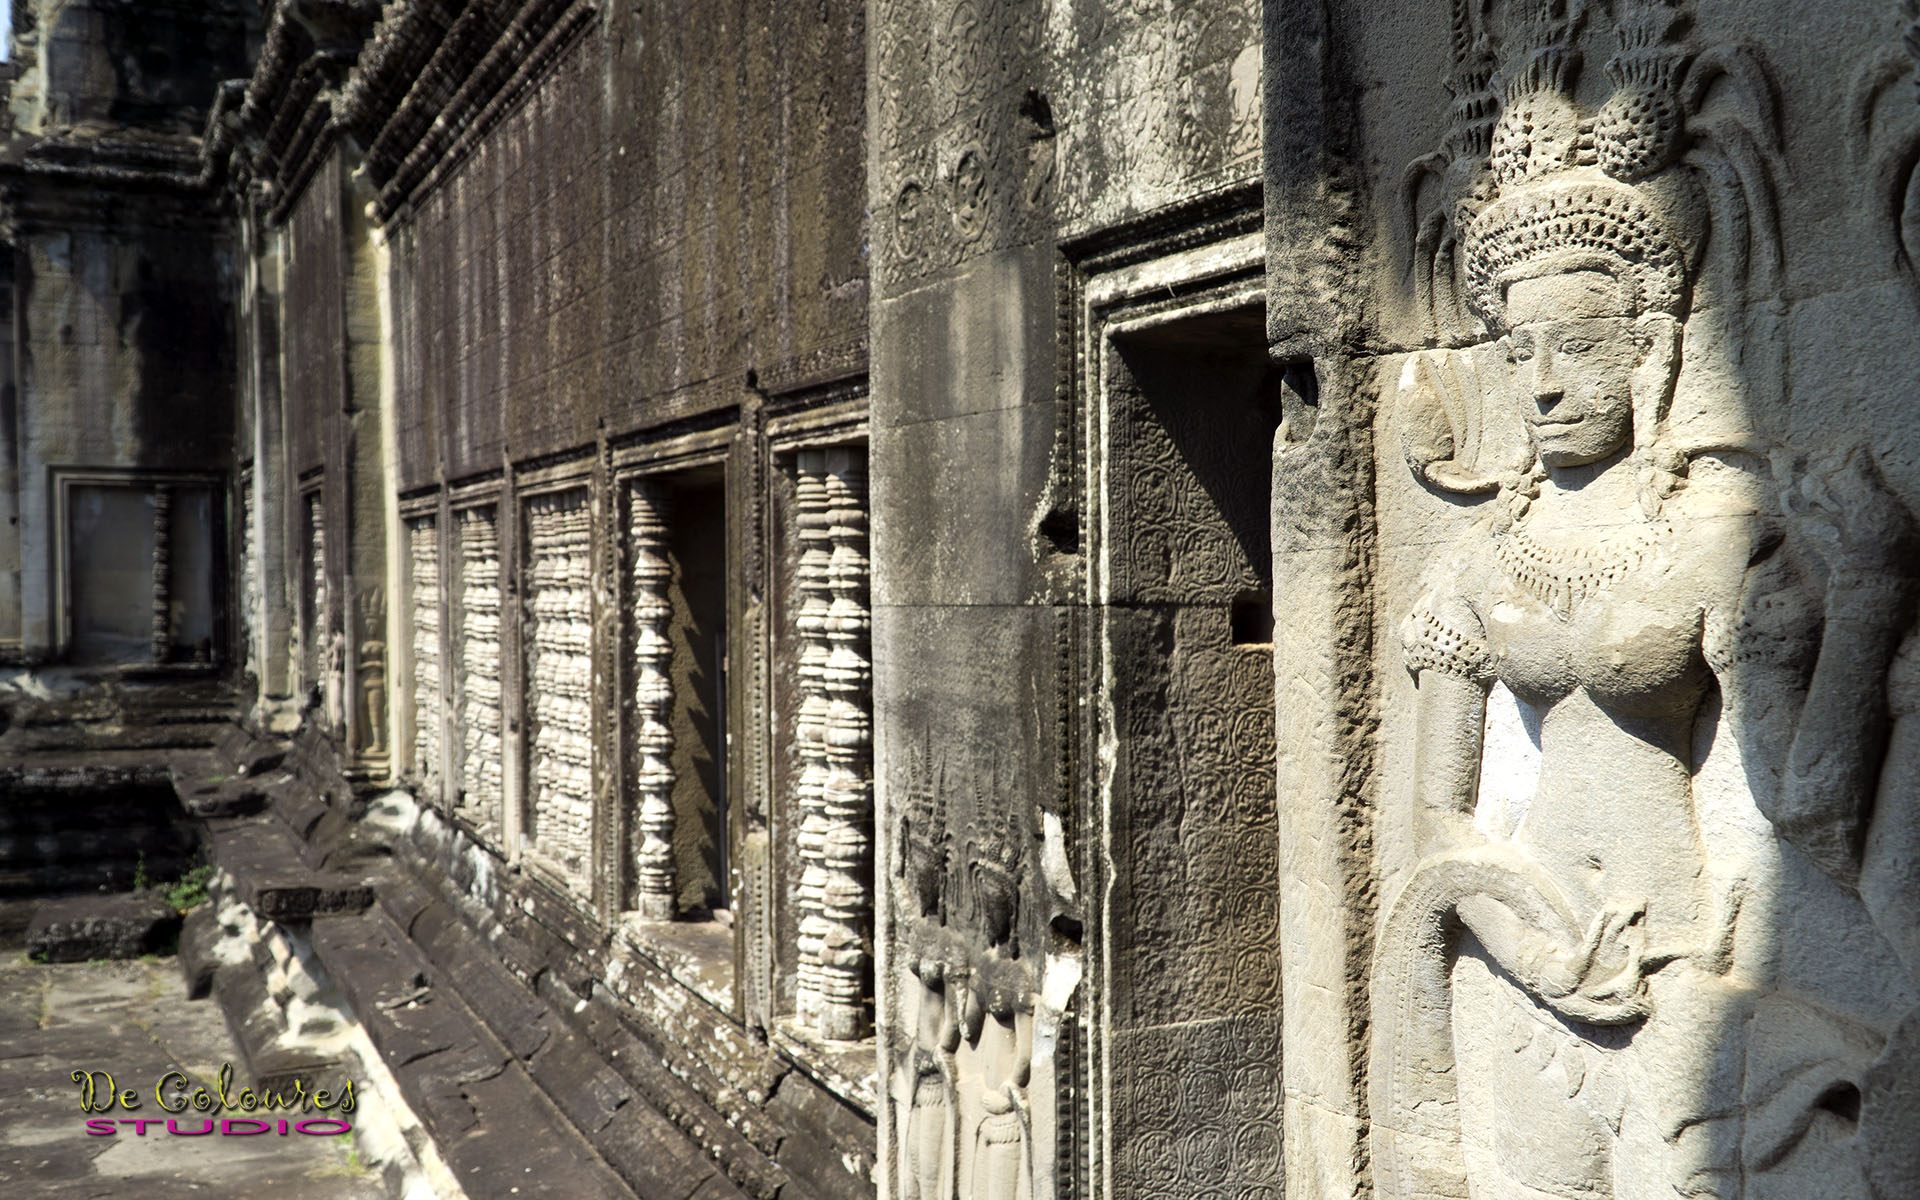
<box><xmin>0</xmin><ymin>955</ymin><xmax>379</xmax><ymax>1199</ymax></box>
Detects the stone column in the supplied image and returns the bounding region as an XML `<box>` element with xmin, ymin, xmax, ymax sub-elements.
<box><xmin>150</xmin><ymin>486</ymin><xmax>172</xmax><ymax>661</ymax></box>
<box><xmin>795</xmin><ymin>448</ymin><xmax>872</xmax><ymax>1041</ymax></box>
<box><xmin>629</xmin><ymin>481</ymin><xmax>677</xmax><ymax>921</ymax></box>
<box><xmin>818</xmin><ymin>451</ymin><xmax>873</xmax><ymax>1041</ymax></box>
<box><xmin>792</xmin><ymin>455</ymin><xmax>834</xmax><ymax>1026</ymax></box>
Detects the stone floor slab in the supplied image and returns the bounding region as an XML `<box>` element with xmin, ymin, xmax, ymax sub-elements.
<box><xmin>0</xmin><ymin>955</ymin><xmax>379</xmax><ymax>1199</ymax></box>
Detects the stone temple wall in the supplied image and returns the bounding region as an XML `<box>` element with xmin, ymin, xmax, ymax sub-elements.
<box><xmin>0</xmin><ymin>2</ymin><xmax>1917</xmax><ymax>1199</ymax></box>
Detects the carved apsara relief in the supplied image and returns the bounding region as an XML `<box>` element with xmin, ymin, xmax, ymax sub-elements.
<box><xmin>891</xmin><ymin>735</ymin><xmax>1075</xmax><ymax>1200</ymax></box>
<box><xmin>1377</xmin><ymin>3</ymin><xmax>1920</xmax><ymax>1196</ymax></box>
<box><xmin>354</xmin><ymin>584</ymin><xmax>388</xmax><ymax>762</ymax></box>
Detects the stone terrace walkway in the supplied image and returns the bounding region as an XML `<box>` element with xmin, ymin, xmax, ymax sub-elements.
<box><xmin>0</xmin><ymin>955</ymin><xmax>381</xmax><ymax>1199</ymax></box>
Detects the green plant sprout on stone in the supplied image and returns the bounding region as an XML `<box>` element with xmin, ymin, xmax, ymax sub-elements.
<box><xmin>162</xmin><ymin>865</ymin><xmax>214</xmax><ymax>914</ymax></box>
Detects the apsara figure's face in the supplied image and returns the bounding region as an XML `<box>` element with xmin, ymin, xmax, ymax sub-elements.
<box><xmin>1505</xmin><ymin>270</ymin><xmax>1642</xmax><ymax>470</ymax></box>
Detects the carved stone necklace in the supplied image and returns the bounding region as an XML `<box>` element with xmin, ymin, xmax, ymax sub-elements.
<box><xmin>1495</xmin><ymin>514</ymin><xmax>1669</xmax><ymax>620</ymax></box>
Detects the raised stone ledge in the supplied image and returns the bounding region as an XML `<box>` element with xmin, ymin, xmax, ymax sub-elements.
<box><xmin>206</xmin><ymin>816</ymin><xmax>375</xmax><ymax>922</ymax></box>
<box><xmin>26</xmin><ymin>892</ymin><xmax>180</xmax><ymax>962</ymax></box>
<box><xmin>308</xmin><ymin>904</ymin><xmax>645</xmax><ymax>1200</ymax></box>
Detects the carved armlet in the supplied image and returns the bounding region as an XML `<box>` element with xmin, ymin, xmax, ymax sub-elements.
<box><xmin>1402</xmin><ymin>608</ymin><xmax>1493</xmax><ymax>684</ymax></box>
<box><xmin>1703</xmin><ymin>583</ymin><xmax>1819</xmax><ymax>679</ymax></box>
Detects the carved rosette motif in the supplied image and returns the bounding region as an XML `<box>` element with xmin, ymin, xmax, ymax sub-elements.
<box><xmin>628</xmin><ymin>482</ymin><xmax>677</xmax><ymax>921</ymax></box>
<box><xmin>818</xmin><ymin>451</ymin><xmax>873</xmax><ymax>1041</ymax></box>
<box><xmin>455</xmin><ymin>506</ymin><xmax>503</xmax><ymax>834</ymax></box>
<box><xmin>525</xmin><ymin>491</ymin><xmax>594</xmax><ymax>894</ymax></box>
<box><xmin>407</xmin><ymin>515</ymin><xmax>443</xmax><ymax>792</ymax></box>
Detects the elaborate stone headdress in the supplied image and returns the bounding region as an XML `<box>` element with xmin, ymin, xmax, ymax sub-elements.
<box><xmin>1463</xmin><ymin>177</ymin><xmax>1686</xmax><ymax>326</ymax></box>
<box><xmin>1462</xmin><ymin>0</ymin><xmax>1693</xmax><ymax>327</ymax></box>
<box><xmin>1406</xmin><ymin>0</ymin><xmax>1781</xmax><ymax>342</ymax></box>
<box><xmin>1398</xmin><ymin>0</ymin><xmax>1785</xmax><ymax>504</ymax></box>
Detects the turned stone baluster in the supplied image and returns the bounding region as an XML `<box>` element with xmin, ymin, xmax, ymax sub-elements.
<box><xmin>457</xmin><ymin>507</ymin><xmax>504</xmax><ymax>832</ymax></box>
<box><xmin>308</xmin><ymin>495</ymin><xmax>328</xmax><ymax>689</ymax></box>
<box><xmin>410</xmin><ymin>517</ymin><xmax>442</xmax><ymax>790</ymax></box>
<box><xmin>793</xmin><ymin>455</ymin><xmax>836</xmax><ymax>1026</ymax></box>
<box><xmin>630</xmin><ymin>482</ymin><xmax>678</xmax><ymax>920</ymax></box>
<box><xmin>527</xmin><ymin>494</ymin><xmax>596</xmax><ymax>892</ymax></box>
<box><xmin>150</xmin><ymin>486</ymin><xmax>173</xmax><ymax>661</ymax></box>
<box><xmin>817</xmin><ymin>454</ymin><xmax>872</xmax><ymax>1041</ymax></box>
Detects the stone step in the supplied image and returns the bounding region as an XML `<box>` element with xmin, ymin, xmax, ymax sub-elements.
<box><xmin>0</xmin><ymin>853</ymin><xmax>199</xmax><ymax>899</ymax></box>
<box><xmin>376</xmin><ymin>874</ymin><xmax>769</xmax><ymax>1197</ymax></box>
<box><xmin>0</xmin><ymin>826</ymin><xmax>197</xmax><ymax>864</ymax></box>
<box><xmin>27</xmin><ymin>892</ymin><xmax>181</xmax><ymax>961</ymax></box>
<box><xmin>204</xmin><ymin>817</ymin><xmax>374</xmax><ymax>922</ymax></box>
<box><xmin>0</xmin><ymin>785</ymin><xmax>189</xmax><ymax>833</ymax></box>
<box><xmin>308</xmin><ymin>903</ymin><xmax>644</xmax><ymax>1200</ymax></box>
<box><xmin>0</xmin><ymin>782</ymin><xmax>200</xmax><ymax>900</ymax></box>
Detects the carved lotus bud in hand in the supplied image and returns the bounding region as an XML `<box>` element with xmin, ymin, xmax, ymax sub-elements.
<box><xmin>1537</xmin><ymin>899</ymin><xmax>1656</xmax><ymax>1026</ymax></box>
<box><xmin>1781</xmin><ymin>445</ymin><xmax>1919</xmax><ymax>577</ymax></box>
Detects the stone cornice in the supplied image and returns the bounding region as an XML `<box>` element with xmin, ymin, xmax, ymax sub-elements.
<box><xmin>0</xmin><ymin>78</ymin><xmax>250</xmax><ymax>235</ymax></box>
<box><xmin>225</xmin><ymin>0</ymin><xmax>599</xmax><ymax>227</ymax></box>
<box><xmin>354</xmin><ymin>0</ymin><xmax>599</xmax><ymax>224</ymax></box>
<box><xmin>231</xmin><ymin>2</ymin><xmax>381</xmax><ymax>222</ymax></box>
